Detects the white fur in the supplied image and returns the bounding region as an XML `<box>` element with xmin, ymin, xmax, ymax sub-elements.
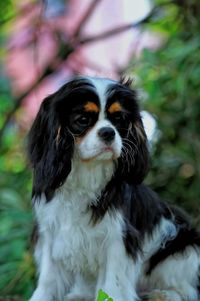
<box><xmin>77</xmin><ymin>119</ymin><xmax>122</xmax><ymax>161</ymax></box>
<box><xmin>138</xmin><ymin>221</ymin><xmax>200</xmax><ymax>301</ymax></box>
<box><xmin>142</xmin><ymin>218</ymin><xmax>178</xmax><ymax>261</ymax></box>
<box><xmin>88</xmin><ymin>76</ymin><xmax>115</xmax><ymax>113</ymax></box>
<box><xmin>31</xmin><ymin>186</ymin><xmax>200</xmax><ymax>301</ymax></box>
<box><xmin>139</xmin><ymin>246</ymin><xmax>200</xmax><ymax>301</ymax></box>
<box><xmin>29</xmin><ymin>155</ymin><xmax>139</xmax><ymax>301</ymax></box>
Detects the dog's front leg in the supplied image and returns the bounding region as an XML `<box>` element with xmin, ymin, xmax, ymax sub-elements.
<box><xmin>96</xmin><ymin>240</ymin><xmax>139</xmax><ymax>301</ymax></box>
<box><xmin>29</xmin><ymin>233</ymin><xmax>68</xmax><ymax>301</ymax></box>
<box><xmin>29</xmin><ymin>241</ymin><xmax>58</xmax><ymax>301</ymax></box>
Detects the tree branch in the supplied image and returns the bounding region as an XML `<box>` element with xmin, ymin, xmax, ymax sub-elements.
<box><xmin>0</xmin><ymin>1</ymin><xmax>173</xmax><ymax>144</ymax></box>
<box><xmin>78</xmin><ymin>9</ymin><xmax>154</xmax><ymax>45</ymax></box>
<box><xmin>73</xmin><ymin>0</ymin><xmax>103</xmax><ymax>38</ymax></box>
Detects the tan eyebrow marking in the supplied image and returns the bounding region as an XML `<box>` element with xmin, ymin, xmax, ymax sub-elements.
<box><xmin>108</xmin><ymin>102</ymin><xmax>122</xmax><ymax>114</ymax></box>
<box><xmin>84</xmin><ymin>101</ymin><xmax>99</xmax><ymax>113</ymax></box>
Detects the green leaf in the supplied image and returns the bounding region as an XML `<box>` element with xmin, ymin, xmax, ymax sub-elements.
<box><xmin>96</xmin><ymin>289</ymin><xmax>113</xmax><ymax>301</ymax></box>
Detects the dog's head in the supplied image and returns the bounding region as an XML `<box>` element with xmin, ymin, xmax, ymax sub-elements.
<box><xmin>28</xmin><ymin>76</ymin><xmax>149</xmax><ymax>200</ymax></box>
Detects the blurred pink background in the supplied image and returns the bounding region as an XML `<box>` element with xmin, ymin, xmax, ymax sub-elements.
<box><xmin>5</xmin><ymin>0</ymin><xmax>161</xmax><ymax>129</ymax></box>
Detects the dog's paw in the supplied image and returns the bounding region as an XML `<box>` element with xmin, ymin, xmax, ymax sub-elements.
<box><xmin>28</xmin><ymin>288</ymin><xmax>53</xmax><ymax>301</ymax></box>
<box><xmin>65</xmin><ymin>292</ymin><xmax>91</xmax><ymax>301</ymax></box>
<box><xmin>140</xmin><ymin>290</ymin><xmax>168</xmax><ymax>301</ymax></box>
<box><xmin>140</xmin><ymin>289</ymin><xmax>182</xmax><ymax>301</ymax></box>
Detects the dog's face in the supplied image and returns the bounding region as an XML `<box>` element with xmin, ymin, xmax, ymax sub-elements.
<box><xmin>66</xmin><ymin>78</ymin><xmax>127</xmax><ymax>162</ymax></box>
<box><xmin>28</xmin><ymin>76</ymin><xmax>149</xmax><ymax>200</ymax></box>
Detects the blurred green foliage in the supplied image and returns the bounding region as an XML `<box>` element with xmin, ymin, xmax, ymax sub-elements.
<box><xmin>0</xmin><ymin>2</ymin><xmax>35</xmax><ymax>298</ymax></box>
<box><xmin>0</xmin><ymin>0</ymin><xmax>16</xmax><ymax>25</ymax></box>
<box><xmin>0</xmin><ymin>79</ymin><xmax>35</xmax><ymax>297</ymax></box>
<box><xmin>132</xmin><ymin>0</ymin><xmax>200</xmax><ymax>224</ymax></box>
<box><xmin>0</xmin><ymin>0</ymin><xmax>200</xmax><ymax>299</ymax></box>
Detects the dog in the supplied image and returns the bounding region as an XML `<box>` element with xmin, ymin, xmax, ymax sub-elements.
<box><xmin>28</xmin><ymin>76</ymin><xmax>200</xmax><ymax>301</ymax></box>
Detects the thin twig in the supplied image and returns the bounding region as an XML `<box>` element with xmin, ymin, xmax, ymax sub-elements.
<box><xmin>73</xmin><ymin>0</ymin><xmax>103</xmax><ymax>38</ymax></box>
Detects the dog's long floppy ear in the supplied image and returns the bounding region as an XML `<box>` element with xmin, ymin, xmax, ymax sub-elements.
<box><xmin>118</xmin><ymin>113</ymin><xmax>149</xmax><ymax>185</ymax></box>
<box><xmin>28</xmin><ymin>94</ymin><xmax>74</xmax><ymax>201</ymax></box>
<box><xmin>129</xmin><ymin>118</ymin><xmax>149</xmax><ymax>184</ymax></box>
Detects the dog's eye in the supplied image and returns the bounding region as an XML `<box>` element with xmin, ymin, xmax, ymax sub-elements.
<box><xmin>114</xmin><ymin>115</ymin><xmax>123</xmax><ymax>121</ymax></box>
<box><xmin>112</xmin><ymin>113</ymin><xmax>124</xmax><ymax>123</ymax></box>
<box><xmin>74</xmin><ymin>114</ymin><xmax>91</xmax><ymax>127</ymax></box>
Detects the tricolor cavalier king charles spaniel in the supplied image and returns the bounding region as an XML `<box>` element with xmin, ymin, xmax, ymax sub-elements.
<box><xmin>28</xmin><ymin>76</ymin><xmax>200</xmax><ymax>301</ymax></box>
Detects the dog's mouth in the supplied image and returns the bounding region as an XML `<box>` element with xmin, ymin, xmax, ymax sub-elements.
<box><xmin>101</xmin><ymin>146</ymin><xmax>113</xmax><ymax>153</ymax></box>
<box><xmin>96</xmin><ymin>147</ymin><xmax>115</xmax><ymax>160</ymax></box>
<box><xmin>80</xmin><ymin>146</ymin><xmax>119</xmax><ymax>162</ymax></box>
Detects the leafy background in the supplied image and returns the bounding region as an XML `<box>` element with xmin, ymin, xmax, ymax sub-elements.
<box><xmin>0</xmin><ymin>0</ymin><xmax>200</xmax><ymax>299</ymax></box>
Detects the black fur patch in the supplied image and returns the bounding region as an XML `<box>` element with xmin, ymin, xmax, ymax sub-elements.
<box><xmin>146</xmin><ymin>208</ymin><xmax>200</xmax><ymax>275</ymax></box>
<box><xmin>90</xmin><ymin>182</ymin><xmax>173</xmax><ymax>259</ymax></box>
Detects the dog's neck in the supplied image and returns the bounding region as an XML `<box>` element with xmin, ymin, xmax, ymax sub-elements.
<box><xmin>60</xmin><ymin>156</ymin><xmax>115</xmax><ymax>206</ymax></box>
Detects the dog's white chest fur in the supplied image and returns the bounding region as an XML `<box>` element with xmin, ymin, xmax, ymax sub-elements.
<box><xmin>49</xmin><ymin>200</ymin><xmax>115</xmax><ymax>275</ymax></box>
<box><xmin>34</xmin><ymin>160</ymin><xmax>121</xmax><ymax>276</ymax></box>
<box><xmin>34</xmin><ymin>188</ymin><xmax>126</xmax><ymax>301</ymax></box>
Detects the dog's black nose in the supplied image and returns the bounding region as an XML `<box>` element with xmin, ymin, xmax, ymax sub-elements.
<box><xmin>98</xmin><ymin>127</ymin><xmax>115</xmax><ymax>143</ymax></box>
